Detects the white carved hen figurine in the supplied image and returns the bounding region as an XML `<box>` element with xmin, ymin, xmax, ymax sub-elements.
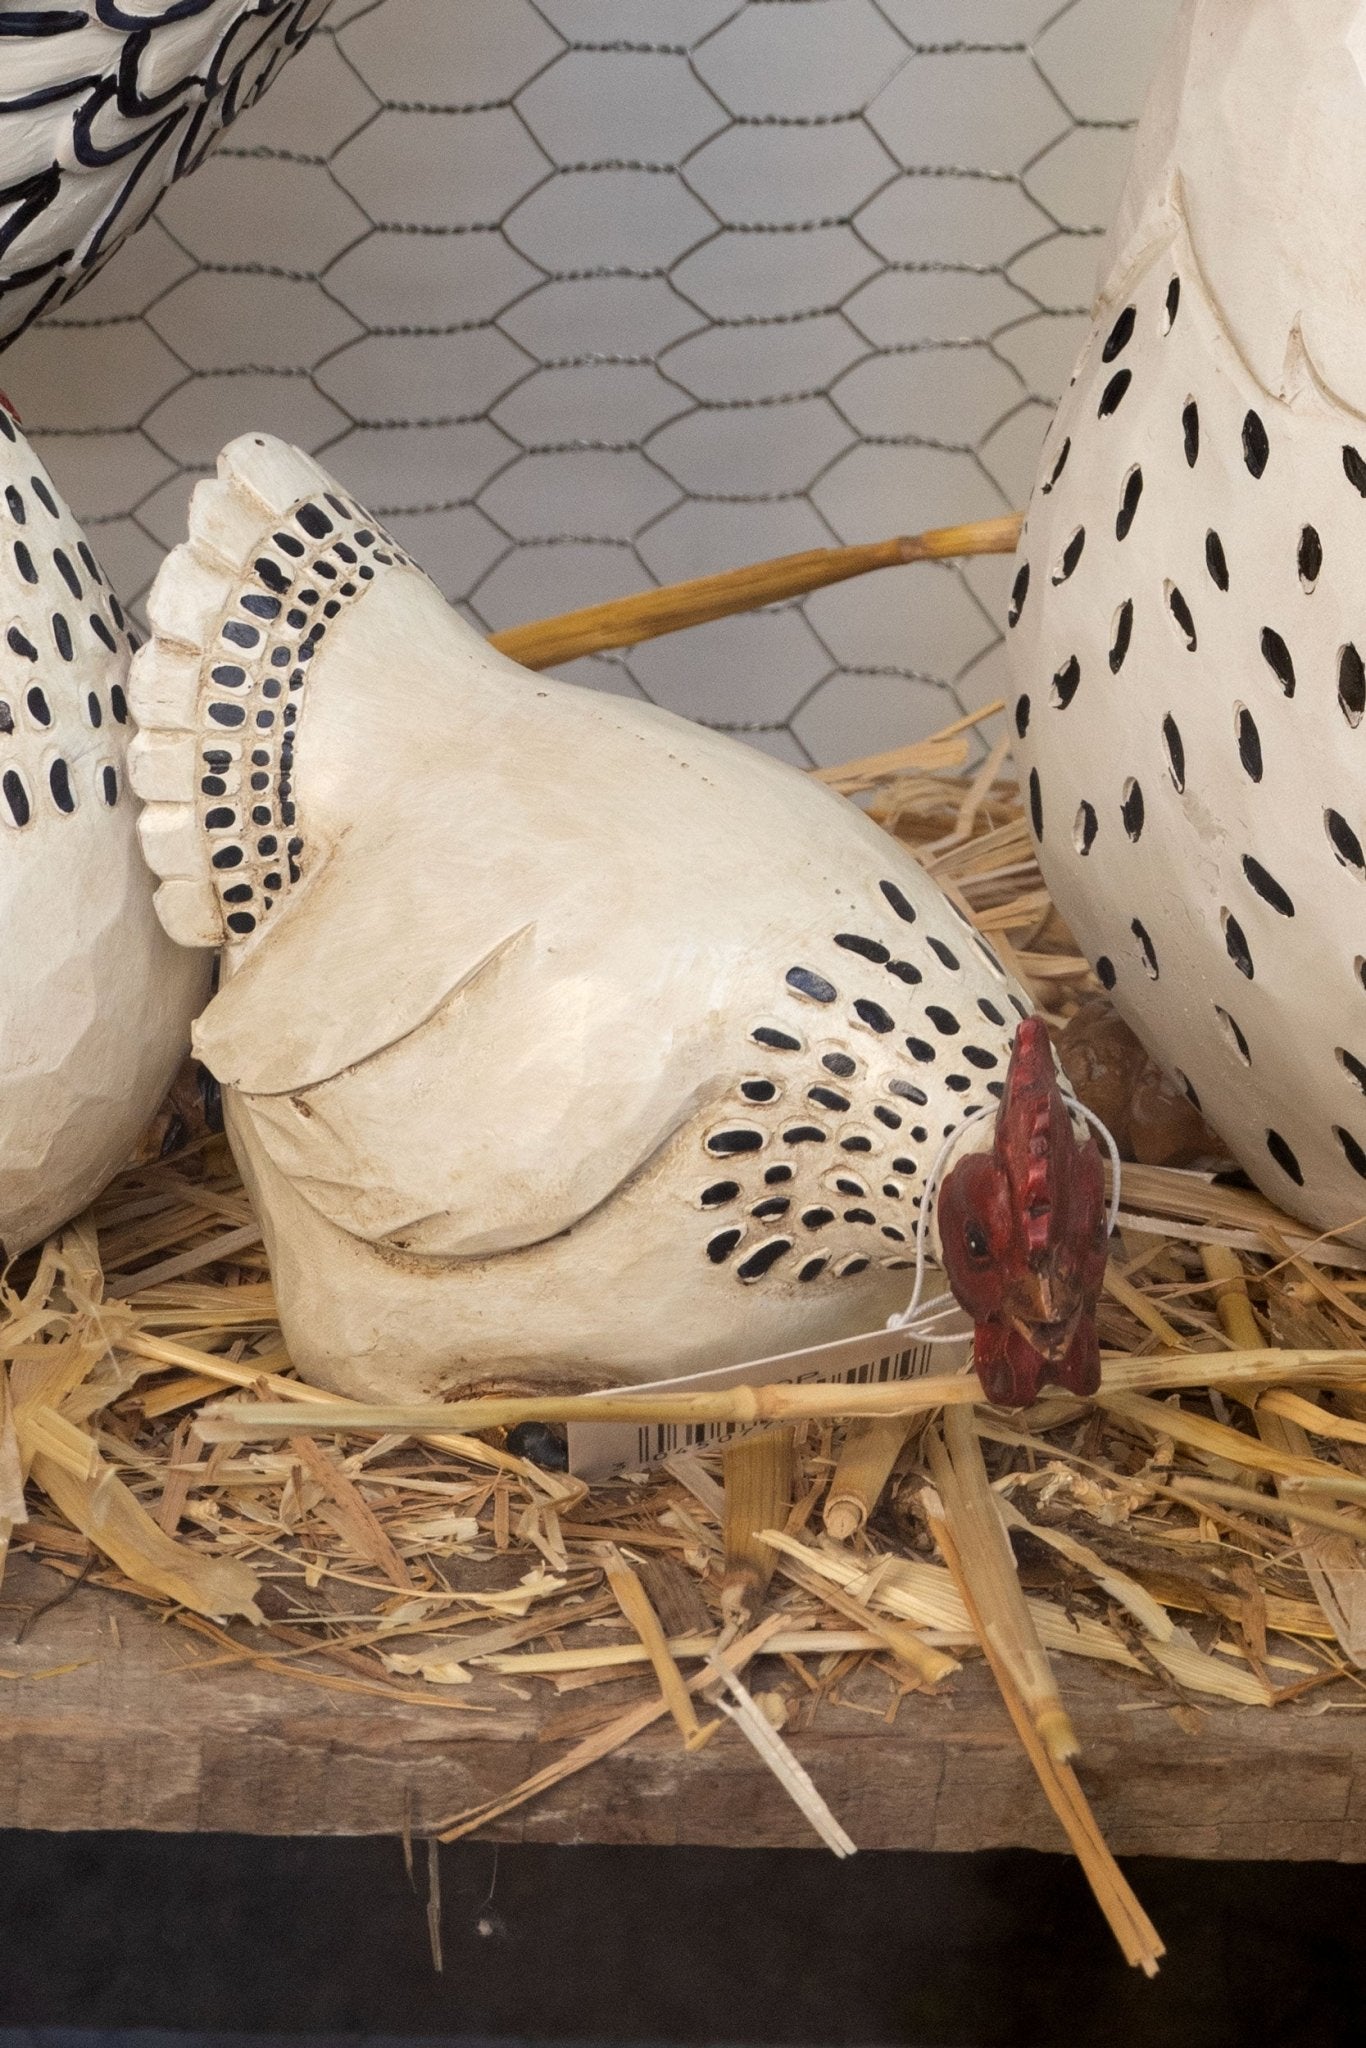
<box><xmin>0</xmin><ymin>393</ymin><xmax>206</xmax><ymax>1257</ymax></box>
<box><xmin>129</xmin><ymin>433</ymin><xmax>1109</xmax><ymax>1404</ymax></box>
<box><xmin>1010</xmin><ymin>0</ymin><xmax>1366</xmax><ymax>1247</ymax></box>
<box><xmin>0</xmin><ymin>0</ymin><xmax>331</xmax><ymax>341</ymax></box>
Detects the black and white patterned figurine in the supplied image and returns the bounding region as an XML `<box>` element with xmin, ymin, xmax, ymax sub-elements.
<box><xmin>1009</xmin><ymin>0</ymin><xmax>1366</xmax><ymax>1247</ymax></box>
<box><xmin>126</xmin><ymin>433</ymin><xmax>1113</xmax><ymax>1404</ymax></box>
<box><xmin>0</xmin><ymin>1</ymin><xmax>330</xmax><ymax>343</ymax></box>
<box><xmin>0</xmin><ymin>393</ymin><xmax>206</xmax><ymax>1257</ymax></box>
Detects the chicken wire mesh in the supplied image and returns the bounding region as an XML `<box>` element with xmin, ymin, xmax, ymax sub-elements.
<box><xmin>1</xmin><ymin>0</ymin><xmax>1177</xmax><ymax>768</ymax></box>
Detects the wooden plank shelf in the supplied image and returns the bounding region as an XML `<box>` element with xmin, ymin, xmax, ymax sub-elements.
<box><xmin>3</xmin><ymin>1555</ymin><xmax>1364</xmax><ymax>1860</ymax></box>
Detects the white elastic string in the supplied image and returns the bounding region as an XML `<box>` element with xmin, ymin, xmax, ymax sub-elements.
<box><xmin>887</xmin><ymin>1091</ymin><xmax>1123</xmax><ymax>1341</ymax></box>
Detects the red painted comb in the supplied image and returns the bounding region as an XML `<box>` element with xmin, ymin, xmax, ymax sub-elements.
<box><xmin>992</xmin><ymin>1014</ymin><xmax>1076</xmax><ymax>1258</ymax></box>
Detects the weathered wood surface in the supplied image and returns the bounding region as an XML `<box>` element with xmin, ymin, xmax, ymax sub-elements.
<box><xmin>3</xmin><ymin>1557</ymin><xmax>1365</xmax><ymax>1858</ymax></box>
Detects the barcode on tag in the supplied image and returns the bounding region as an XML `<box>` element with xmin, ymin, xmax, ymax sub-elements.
<box><xmin>567</xmin><ymin>1322</ymin><xmax>970</xmax><ymax>1480</ymax></box>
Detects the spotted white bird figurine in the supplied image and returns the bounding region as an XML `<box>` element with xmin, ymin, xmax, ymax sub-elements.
<box><xmin>1009</xmin><ymin>0</ymin><xmax>1366</xmax><ymax>1247</ymax></box>
<box><xmin>128</xmin><ymin>432</ymin><xmax>1109</xmax><ymax>1405</ymax></box>
<box><xmin>0</xmin><ymin>392</ymin><xmax>206</xmax><ymax>1259</ymax></box>
<box><xmin>0</xmin><ymin>0</ymin><xmax>331</xmax><ymax>341</ymax></box>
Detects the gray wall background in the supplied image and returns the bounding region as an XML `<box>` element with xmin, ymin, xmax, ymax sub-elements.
<box><xmin>3</xmin><ymin>0</ymin><xmax>1178</xmax><ymax>767</ymax></box>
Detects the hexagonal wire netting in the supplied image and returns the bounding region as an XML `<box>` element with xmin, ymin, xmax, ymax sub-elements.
<box><xmin>1</xmin><ymin>0</ymin><xmax>1177</xmax><ymax>770</ymax></box>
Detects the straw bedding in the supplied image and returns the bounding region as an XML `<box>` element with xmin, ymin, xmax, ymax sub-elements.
<box><xmin>6</xmin><ymin>703</ymin><xmax>1366</xmax><ymax>1970</ymax></box>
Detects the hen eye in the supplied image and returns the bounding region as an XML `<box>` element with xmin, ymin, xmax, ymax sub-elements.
<box><xmin>964</xmin><ymin>1221</ymin><xmax>989</xmax><ymax>1260</ymax></box>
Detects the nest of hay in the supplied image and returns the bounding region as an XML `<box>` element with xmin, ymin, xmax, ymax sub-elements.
<box><xmin>6</xmin><ymin>700</ymin><xmax>1366</xmax><ymax>1974</ymax></box>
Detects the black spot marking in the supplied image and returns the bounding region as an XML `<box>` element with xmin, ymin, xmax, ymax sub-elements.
<box><xmin>707</xmin><ymin>1129</ymin><xmax>763</xmax><ymax>1156</ymax></box>
<box><xmin>1220</xmin><ymin>1003</ymin><xmax>1253</xmax><ymax>1064</ymax></box>
<box><xmin>1340</xmin><ymin>1047</ymin><xmax>1366</xmax><ymax>1095</ymax></box>
<box><xmin>885</xmin><ymin>959</ymin><xmax>922</xmax><ymax>985</ymax></box>
<box><xmin>30</xmin><ymin>476</ymin><xmax>57</xmax><ymax>518</ymax></box>
<box><xmin>784</xmin><ymin>1126</ymin><xmax>827</xmax><ymax>1145</ymax></box>
<box><xmin>809</xmin><ymin>1086</ymin><xmax>850</xmax><ymax>1112</ymax></box>
<box><xmin>1132</xmin><ymin>918</ymin><xmax>1159</xmax><ymax>979</ymax></box>
<box><xmin>1243</xmin><ymin>411</ymin><xmax>1270</xmax><ymax>477</ymax></box>
<box><xmin>1242</xmin><ymin>856</ymin><xmax>1293</xmax><ymax>917</ymax></box>
<box><xmin>752</xmin><ymin>1027</ymin><xmax>802</xmax><ymax>1052</ymax></box>
<box><xmin>12</xmin><ymin>540</ymin><xmax>35</xmax><ymax>583</ymax></box>
<box><xmin>926</xmin><ymin>938</ymin><xmax>959</xmax><ymax>971</ymax></box>
<box><xmin>1051</xmin><ymin>655</ymin><xmax>1081</xmax><ymax>709</ymax></box>
<box><xmin>204</xmin><ymin>806</ymin><xmax>236</xmax><ymax>830</ymax></box>
<box><xmin>48</xmin><ymin>758</ymin><xmax>74</xmax><ymax>812</ymax></box>
<box><xmin>737</xmin><ymin>1239</ymin><xmax>792</xmax><ymax>1281</ymax></box>
<box><xmin>841</xmin><ymin>1134</ymin><xmax>873</xmax><ymax>1151</ymax></box>
<box><xmin>101</xmin><ymin>765</ymin><xmax>117</xmax><ymax>806</ymax></box>
<box><xmin>765</xmin><ymin>1164</ymin><xmax>794</xmax><ymax>1185</ymax></box>
<box><xmin>1167</xmin><ymin>584</ymin><xmax>1196</xmax><ymax>650</ymax></box>
<box><xmin>5</xmin><ymin>626</ymin><xmax>34</xmax><ymax>661</ymax></box>
<box><xmin>873</xmin><ymin>1105</ymin><xmax>901</xmax><ymax>1128</ymax></box>
<box><xmin>3</xmin><ymin>485</ymin><xmax>22</xmax><ymax>524</ymax></box>
<box><xmin>1266</xmin><ymin>1129</ymin><xmax>1303</xmax><ymax>1185</ymax></box>
<box><xmin>1042</xmin><ymin>438</ymin><xmax>1070</xmax><ymax>493</ymax></box>
<box><xmin>1340</xmin><ymin>647</ymin><xmax>1366</xmax><ymax>728</ymax></box>
<box><xmin>1299</xmin><ymin>526</ymin><xmax>1323</xmax><ymax>591</ymax></box>
<box><xmin>256</xmin><ymin>556</ymin><xmax>291</xmax><ymax>594</ymax></box>
<box><xmin>1109</xmin><ymin>599</ymin><xmax>1133</xmax><ymax>673</ymax></box>
<box><xmin>843</xmin><ymin>1207</ymin><xmax>875</xmax><ymax>1225</ymax></box>
<box><xmin>242</xmin><ymin>592</ymin><xmax>280</xmax><ymax>620</ymax></box>
<box><xmin>887</xmin><ymin>1078</ymin><xmax>928</xmax><ymax>1105</ymax></box>
<box><xmin>835</xmin><ymin>933</ymin><xmax>889</xmax><ymax>964</ymax></box>
<box><xmin>208</xmin><ymin>702</ymin><xmax>246</xmax><ymax>728</ymax></box>
<box><xmin>1096</xmin><ymin>955</ymin><xmax>1116</xmax><ymax>989</ymax></box>
<box><xmin>1099</xmin><ymin>368</ymin><xmax>1132</xmax><ymax>416</ymax></box>
<box><xmin>1326</xmin><ymin>809</ymin><xmax>1366</xmax><ymax>875</ymax></box>
<box><xmin>211</xmin><ymin>845</ymin><xmax>244</xmax><ymax>870</ymax></box>
<box><xmin>1162</xmin><ymin>714</ymin><xmax>1185</xmax><ymax>792</ymax></box>
<box><xmin>1121</xmin><ymin>779</ymin><xmax>1144</xmax><ymax>840</ymax></box>
<box><xmin>1345</xmin><ymin>445</ymin><xmax>1366</xmax><ymax>497</ymax></box>
<box><xmin>707</xmin><ymin>1229</ymin><xmax>743</xmax><ymax>1264</ymax></box>
<box><xmin>1260</xmin><ymin>627</ymin><xmax>1295</xmax><ymax>696</ymax></box>
<box><xmin>751</xmin><ymin>1197</ymin><xmax>790</xmax><ymax>1221</ymax></box>
<box><xmin>822</xmin><ymin>1052</ymin><xmax>856</xmax><ymax>1077</ymax></box>
<box><xmin>1223</xmin><ymin>910</ymin><xmax>1254</xmax><ymax>978</ymax></box>
<box><xmin>786</xmin><ymin>966</ymin><xmax>837</xmax><ymax>1004</ymax></box>
<box><xmin>1336</xmin><ymin>1128</ymin><xmax>1366</xmax><ymax>1180</ymax></box>
<box><xmin>925</xmin><ymin>1005</ymin><xmax>960</xmax><ymax>1035</ymax></box>
<box><xmin>853</xmin><ymin>998</ymin><xmax>895</xmax><ymax>1034</ymax></box>
<box><xmin>1164</xmin><ymin>276</ymin><xmax>1181</xmax><ymax>329</ymax></box>
<box><xmin>798</xmin><ymin>1257</ymin><xmax>828</xmax><ymax>1282</ymax></box>
<box><xmin>297</xmin><ymin>502</ymin><xmax>334</xmax><ymax>540</ymax></box>
<box><xmin>226</xmin><ymin>912</ymin><xmax>257</xmax><ymax>936</ymax></box>
<box><xmin>222</xmin><ymin>620</ymin><xmax>259</xmax><ymax>650</ymax></box>
<box><xmin>89</xmin><ymin>613</ymin><xmax>115</xmax><ymax>652</ymax></box>
<box><xmin>1236</xmin><ymin>706</ymin><xmax>1263</xmax><ymax>783</ymax></box>
<box><xmin>1182</xmin><ymin>398</ymin><xmax>1199</xmax><ymax>466</ymax></box>
<box><xmin>24</xmin><ymin>685</ymin><xmax>49</xmax><ymax>726</ymax></box>
<box><xmin>836</xmin><ymin>1256</ymin><xmax>870</xmax><ymax>1277</ymax></box>
<box><xmin>1052</xmin><ymin>527</ymin><xmax>1085</xmax><ymax>584</ymax></box>
<box><xmin>879</xmin><ymin>880</ymin><xmax>917</xmax><ymax>924</ymax></box>
<box><xmin>3</xmin><ymin>769</ymin><xmax>29</xmax><ymax>825</ymax></box>
<box><xmin>1102</xmin><ymin>304</ymin><xmax>1135</xmax><ymax>361</ymax></box>
<box><xmin>1028</xmin><ymin>767</ymin><xmax>1043</xmax><ymax>839</ymax></box>
<box><xmin>1007</xmin><ymin>560</ymin><xmax>1029</xmax><ymax>627</ymax></box>
<box><xmin>1205</xmin><ymin>529</ymin><xmax>1229</xmax><ymax>591</ymax></box>
<box><xmin>739</xmin><ymin>1079</ymin><xmax>777</xmax><ymax>1103</ymax></box>
<box><xmin>1115</xmin><ymin>467</ymin><xmax>1142</xmax><ymax>540</ymax></box>
<box><xmin>802</xmin><ymin>1206</ymin><xmax>836</xmax><ymax>1230</ymax></box>
<box><xmin>905</xmin><ymin>1037</ymin><xmax>935</xmax><ymax>1062</ymax></box>
<box><xmin>701</xmin><ymin>1181</ymin><xmax>739</xmax><ymax>1207</ymax></box>
<box><xmin>1014</xmin><ymin>694</ymin><xmax>1031</xmax><ymax>738</ymax></box>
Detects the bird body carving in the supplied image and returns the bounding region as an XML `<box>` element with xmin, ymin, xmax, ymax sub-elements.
<box><xmin>0</xmin><ymin>397</ymin><xmax>206</xmax><ymax>1257</ymax></box>
<box><xmin>1009</xmin><ymin>0</ymin><xmax>1366</xmax><ymax>1246</ymax></box>
<box><xmin>129</xmin><ymin>433</ymin><xmax>1109</xmax><ymax>1404</ymax></box>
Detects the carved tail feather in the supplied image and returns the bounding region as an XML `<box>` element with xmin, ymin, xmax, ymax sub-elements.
<box><xmin>127</xmin><ymin>433</ymin><xmax>418</xmax><ymax>952</ymax></box>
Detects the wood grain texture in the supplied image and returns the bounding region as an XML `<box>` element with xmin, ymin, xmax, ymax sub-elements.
<box><xmin>2</xmin><ymin>1557</ymin><xmax>1365</xmax><ymax>1858</ymax></box>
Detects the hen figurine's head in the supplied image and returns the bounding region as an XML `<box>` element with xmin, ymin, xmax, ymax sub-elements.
<box><xmin>938</xmin><ymin>1017</ymin><xmax>1107</xmax><ymax>1406</ymax></box>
